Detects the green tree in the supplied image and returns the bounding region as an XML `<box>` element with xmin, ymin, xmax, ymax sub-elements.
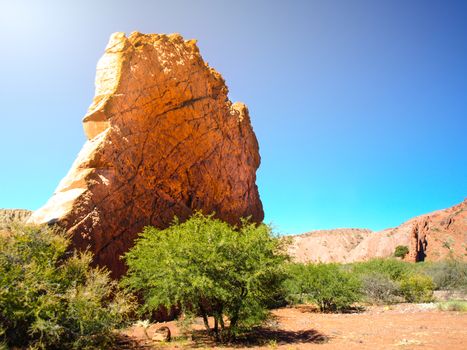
<box><xmin>121</xmin><ymin>213</ymin><xmax>289</xmax><ymax>339</ymax></box>
<box><xmin>0</xmin><ymin>224</ymin><xmax>134</xmax><ymax>349</ymax></box>
<box><xmin>394</xmin><ymin>245</ymin><xmax>409</xmax><ymax>259</ymax></box>
<box><xmin>284</xmin><ymin>263</ymin><xmax>361</xmax><ymax>312</ymax></box>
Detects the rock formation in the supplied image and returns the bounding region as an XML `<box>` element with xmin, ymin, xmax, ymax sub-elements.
<box><xmin>289</xmin><ymin>199</ymin><xmax>467</xmax><ymax>263</ymax></box>
<box><xmin>29</xmin><ymin>32</ymin><xmax>263</xmax><ymax>277</ymax></box>
<box><xmin>409</xmin><ymin>219</ymin><xmax>429</xmax><ymax>262</ymax></box>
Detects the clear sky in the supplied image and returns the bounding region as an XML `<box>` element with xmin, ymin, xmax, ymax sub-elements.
<box><xmin>0</xmin><ymin>0</ymin><xmax>466</xmax><ymax>234</ymax></box>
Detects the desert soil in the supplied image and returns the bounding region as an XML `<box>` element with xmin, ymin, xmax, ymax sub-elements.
<box><xmin>119</xmin><ymin>303</ymin><xmax>467</xmax><ymax>350</ymax></box>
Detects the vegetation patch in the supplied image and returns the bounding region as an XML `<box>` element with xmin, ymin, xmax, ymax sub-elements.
<box><xmin>400</xmin><ymin>274</ymin><xmax>435</xmax><ymax>303</ymax></box>
<box><xmin>0</xmin><ymin>224</ymin><xmax>135</xmax><ymax>350</ymax></box>
<box><xmin>284</xmin><ymin>263</ymin><xmax>361</xmax><ymax>312</ymax></box>
<box><xmin>437</xmin><ymin>300</ymin><xmax>467</xmax><ymax>312</ymax></box>
<box><xmin>350</xmin><ymin>258</ymin><xmax>413</xmax><ymax>281</ymax></box>
<box><xmin>418</xmin><ymin>259</ymin><xmax>467</xmax><ymax>292</ymax></box>
<box><xmin>360</xmin><ymin>272</ymin><xmax>401</xmax><ymax>304</ymax></box>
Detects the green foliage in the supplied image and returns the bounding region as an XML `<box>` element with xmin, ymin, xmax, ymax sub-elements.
<box><xmin>350</xmin><ymin>258</ymin><xmax>413</xmax><ymax>281</ymax></box>
<box><xmin>121</xmin><ymin>213</ymin><xmax>289</xmax><ymax>338</ymax></box>
<box><xmin>287</xmin><ymin>258</ymin><xmax>466</xmax><ymax>308</ymax></box>
<box><xmin>399</xmin><ymin>274</ymin><xmax>435</xmax><ymax>303</ymax></box>
<box><xmin>360</xmin><ymin>272</ymin><xmax>401</xmax><ymax>304</ymax></box>
<box><xmin>437</xmin><ymin>300</ymin><xmax>467</xmax><ymax>312</ymax></box>
<box><xmin>394</xmin><ymin>245</ymin><xmax>409</xmax><ymax>259</ymax></box>
<box><xmin>284</xmin><ymin>263</ymin><xmax>361</xmax><ymax>312</ymax></box>
<box><xmin>282</xmin><ymin>263</ymin><xmax>308</xmax><ymax>305</ymax></box>
<box><xmin>0</xmin><ymin>224</ymin><xmax>135</xmax><ymax>349</ymax></box>
<box><xmin>418</xmin><ymin>259</ymin><xmax>467</xmax><ymax>292</ymax></box>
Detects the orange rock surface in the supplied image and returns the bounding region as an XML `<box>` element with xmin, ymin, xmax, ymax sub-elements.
<box><xmin>29</xmin><ymin>32</ymin><xmax>263</xmax><ymax>277</ymax></box>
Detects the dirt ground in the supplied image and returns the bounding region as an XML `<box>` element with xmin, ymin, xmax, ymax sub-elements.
<box><xmin>119</xmin><ymin>304</ymin><xmax>467</xmax><ymax>350</ymax></box>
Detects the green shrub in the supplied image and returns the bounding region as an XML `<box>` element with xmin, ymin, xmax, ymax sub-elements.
<box><xmin>437</xmin><ymin>300</ymin><xmax>467</xmax><ymax>312</ymax></box>
<box><xmin>282</xmin><ymin>263</ymin><xmax>308</xmax><ymax>305</ymax></box>
<box><xmin>400</xmin><ymin>274</ymin><xmax>435</xmax><ymax>303</ymax></box>
<box><xmin>419</xmin><ymin>259</ymin><xmax>467</xmax><ymax>291</ymax></box>
<box><xmin>0</xmin><ymin>224</ymin><xmax>135</xmax><ymax>349</ymax></box>
<box><xmin>121</xmin><ymin>213</ymin><xmax>289</xmax><ymax>339</ymax></box>
<box><xmin>394</xmin><ymin>245</ymin><xmax>409</xmax><ymax>259</ymax></box>
<box><xmin>284</xmin><ymin>263</ymin><xmax>361</xmax><ymax>312</ymax></box>
<box><xmin>360</xmin><ymin>272</ymin><xmax>401</xmax><ymax>304</ymax></box>
<box><xmin>351</xmin><ymin>258</ymin><xmax>413</xmax><ymax>281</ymax></box>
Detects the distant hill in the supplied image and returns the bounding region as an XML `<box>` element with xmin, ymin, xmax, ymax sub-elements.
<box><xmin>289</xmin><ymin>199</ymin><xmax>467</xmax><ymax>263</ymax></box>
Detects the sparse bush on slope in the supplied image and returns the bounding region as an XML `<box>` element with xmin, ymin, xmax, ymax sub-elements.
<box><xmin>0</xmin><ymin>224</ymin><xmax>135</xmax><ymax>350</ymax></box>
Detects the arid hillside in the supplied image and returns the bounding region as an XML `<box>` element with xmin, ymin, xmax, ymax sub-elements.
<box><xmin>0</xmin><ymin>209</ymin><xmax>31</xmax><ymax>230</ymax></box>
<box><xmin>289</xmin><ymin>199</ymin><xmax>467</xmax><ymax>263</ymax></box>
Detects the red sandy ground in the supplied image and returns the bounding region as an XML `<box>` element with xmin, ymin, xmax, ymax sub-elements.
<box><xmin>119</xmin><ymin>304</ymin><xmax>467</xmax><ymax>350</ymax></box>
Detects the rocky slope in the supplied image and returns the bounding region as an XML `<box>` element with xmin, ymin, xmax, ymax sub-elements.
<box><xmin>289</xmin><ymin>199</ymin><xmax>467</xmax><ymax>263</ymax></box>
<box><xmin>0</xmin><ymin>209</ymin><xmax>31</xmax><ymax>229</ymax></box>
<box><xmin>29</xmin><ymin>32</ymin><xmax>263</xmax><ymax>277</ymax></box>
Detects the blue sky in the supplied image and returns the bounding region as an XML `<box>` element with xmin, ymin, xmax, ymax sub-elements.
<box><xmin>0</xmin><ymin>0</ymin><xmax>466</xmax><ymax>234</ymax></box>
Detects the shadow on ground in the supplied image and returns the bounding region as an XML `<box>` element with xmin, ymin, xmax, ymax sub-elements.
<box><xmin>295</xmin><ymin>304</ymin><xmax>365</xmax><ymax>314</ymax></box>
<box><xmin>191</xmin><ymin>328</ymin><xmax>329</xmax><ymax>348</ymax></box>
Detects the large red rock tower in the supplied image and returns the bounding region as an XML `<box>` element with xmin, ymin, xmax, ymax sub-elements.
<box><xmin>30</xmin><ymin>32</ymin><xmax>264</xmax><ymax>277</ymax></box>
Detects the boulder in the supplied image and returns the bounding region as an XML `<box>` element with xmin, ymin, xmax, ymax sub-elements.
<box><xmin>29</xmin><ymin>32</ymin><xmax>263</xmax><ymax>277</ymax></box>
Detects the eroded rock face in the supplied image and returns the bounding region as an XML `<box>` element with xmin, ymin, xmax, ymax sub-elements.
<box><xmin>29</xmin><ymin>32</ymin><xmax>263</xmax><ymax>277</ymax></box>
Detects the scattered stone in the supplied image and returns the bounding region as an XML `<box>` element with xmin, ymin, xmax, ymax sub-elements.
<box><xmin>396</xmin><ymin>338</ymin><xmax>422</xmax><ymax>346</ymax></box>
<box><xmin>152</xmin><ymin>326</ymin><xmax>171</xmax><ymax>342</ymax></box>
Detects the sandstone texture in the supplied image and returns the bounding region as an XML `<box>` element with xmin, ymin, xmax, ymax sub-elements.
<box><xmin>289</xmin><ymin>199</ymin><xmax>467</xmax><ymax>263</ymax></box>
<box><xmin>29</xmin><ymin>32</ymin><xmax>263</xmax><ymax>277</ymax></box>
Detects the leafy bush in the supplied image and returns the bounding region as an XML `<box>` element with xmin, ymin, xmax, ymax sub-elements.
<box><xmin>419</xmin><ymin>259</ymin><xmax>467</xmax><ymax>292</ymax></box>
<box><xmin>394</xmin><ymin>245</ymin><xmax>409</xmax><ymax>259</ymax></box>
<box><xmin>400</xmin><ymin>274</ymin><xmax>435</xmax><ymax>303</ymax></box>
<box><xmin>360</xmin><ymin>272</ymin><xmax>401</xmax><ymax>304</ymax></box>
<box><xmin>282</xmin><ymin>263</ymin><xmax>308</xmax><ymax>305</ymax></box>
<box><xmin>284</xmin><ymin>263</ymin><xmax>361</xmax><ymax>312</ymax></box>
<box><xmin>121</xmin><ymin>213</ymin><xmax>289</xmax><ymax>339</ymax></box>
<box><xmin>0</xmin><ymin>224</ymin><xmax>134</xmax><ymax>349</ymax></box>
<box><xmin>351</xmin><ymin>258</ymin><xmax>413</xmax><ymax>281</ymax></box>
